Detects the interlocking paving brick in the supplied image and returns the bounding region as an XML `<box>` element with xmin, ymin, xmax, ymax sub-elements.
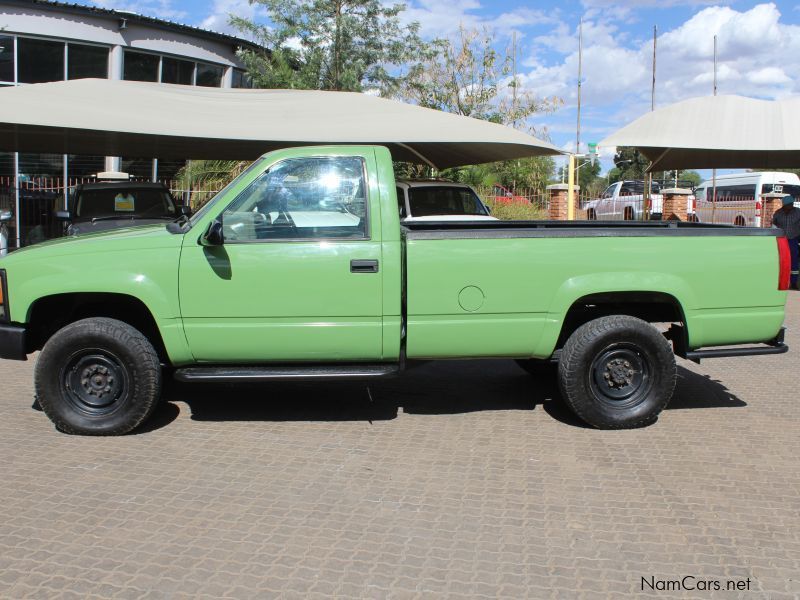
<box><xmin>1</xmin><ymin>295</ymin><xmax>800</xmax><ymax>598</ymax></box>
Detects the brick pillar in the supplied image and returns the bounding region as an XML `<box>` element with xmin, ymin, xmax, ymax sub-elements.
<box><xmin>546</xmin><ymin>184</ymin><xmax>580</xmax><ymax>220</ymax></box>
<box><xmin>660</xmin><ymin>188</ymin><xmax>691</xmax><ymax>221</ymax></box>
<box><xmin>760</xmin><ymin>192</ymin><xmax>785</xmax><ymax>228</ymax></box>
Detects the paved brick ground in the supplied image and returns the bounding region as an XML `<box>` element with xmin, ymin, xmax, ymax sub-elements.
<box><xmin>1</xmin><ymin>298</ymin><xmax>799</xmax><ymax>599</ymax></box>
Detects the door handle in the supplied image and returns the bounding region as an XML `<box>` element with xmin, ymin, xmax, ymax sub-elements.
<box><xmin>350</xmin><ymin>259</ymin><xmax>379</xmax><ymax>273</ymax></box>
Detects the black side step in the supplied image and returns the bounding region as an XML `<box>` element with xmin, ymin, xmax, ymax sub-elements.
<box><xmin>174</xmin><ymin>364</ymin><xmax>400</xmax><ymax>383</ymax></box>
<box><xmin>681</xmin><ymin>327</ymin><xmax>788</xmax><ymax>364</ymax></box>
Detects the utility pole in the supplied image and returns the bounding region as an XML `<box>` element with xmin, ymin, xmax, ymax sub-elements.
<box><xmin>569</xmin><ymin>18</ymin><xmax>582</xmax><ymax>219</ymax></box>
<box><xmin>712</xmin><ymin>34</ymin><xmax>718</xmax><ymax>223</ymax></box>
<box><xmin>645</xmin><ymin>25</ymin><xmax>657</xmax><ymax>220</ymax></box>
<box><xmin>651</xmin><ymin>25</ymin><xmax>657</xmax><ymax>111</ymax></box>
<box><xmin>576</xmin><ymin>18</ymin><xmax>582</xmax><ymax>157</ymax></box>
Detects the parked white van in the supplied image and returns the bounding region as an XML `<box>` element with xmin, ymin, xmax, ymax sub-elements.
<box><xmin>694</xmin><ymin>172</ymin><xmax>800</xmax><ymax>227</ymax></box>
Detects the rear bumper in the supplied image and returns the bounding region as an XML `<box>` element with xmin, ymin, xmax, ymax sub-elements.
<box><xmin>0</xmin><ymin>324</ymin><xmax>27</xmax><ymax>361</ymax></box>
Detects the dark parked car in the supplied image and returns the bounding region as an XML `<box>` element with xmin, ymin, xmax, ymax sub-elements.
<box><xmin>58</xmin><ymin>181</ymin><xmax>189</xmax><ymax>235</ymax></box>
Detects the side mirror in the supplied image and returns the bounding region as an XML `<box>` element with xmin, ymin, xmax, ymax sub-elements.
<box><xmin>55</xmin><ymin>210</ymin><xmax>71</xmax><ymax>221</ymax></box>
<box><xmin>0</xmin><ymin>210</ymin><xmax>12</xmax><ymax>223</ymax></box>
<box><xmin>200</xmin><ymin>219</ymin><xmax>224</xmax><ymax>246</ymax></box>
<box><xmin>178</xmin><ymin>205</ymin><xmax>192</xmax><ymax>217</ymax></box>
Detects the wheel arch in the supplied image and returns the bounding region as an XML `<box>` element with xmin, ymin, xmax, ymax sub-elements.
<box><xmin>555</xmin><ymin>291</ymin><xmax>687</xmax><ymax>349</ymax></box>
<box><xmin>534</xmin><ymin>275</ymin><xmax>694</xmax><ymax>357</ymax></box>
<box><xmin>26</xmin><ymin>292</ymin><xmax>170</xmax><ymax>362</ymax></box>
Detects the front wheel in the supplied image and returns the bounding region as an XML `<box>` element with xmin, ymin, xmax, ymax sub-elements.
<box><xmin>34</xmin><ymin>318</ymin><xmax>162</xmax><ymax>435</ymax></box>
<box><xmin>558</xmin><ymin>316</ymin><xmax>676</xmax><ymax>429</ymax></box>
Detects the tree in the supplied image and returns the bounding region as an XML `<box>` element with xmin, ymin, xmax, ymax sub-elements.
<box><xmin>230</xmin><ymin>0</ymin><xmax>431</xmax><ymax>95</ymax></box>
<box><xmin>612</xmin><ymin>147</ymin><xmax>649</xmax><ymax>181</ymax></box>
<box><xmin>400</xmin><ymin>27</ymin><xmax>561</xmax><ymax>190</ymax></box>
<box><xmin>402</xmin><ymin>27</ymin><xmax>560</xmax><ymax>125</ymax></box>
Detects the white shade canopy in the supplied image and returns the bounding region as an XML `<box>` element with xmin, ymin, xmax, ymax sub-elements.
<box><xmin>599</xmin><ymin>95</ymin><xmax>800</xmax><ymax>171</ymax></box>
<box><xmin>0</xmin><ymin>79</ymin><xmax>563</xmax><ymax>169</ymax></box>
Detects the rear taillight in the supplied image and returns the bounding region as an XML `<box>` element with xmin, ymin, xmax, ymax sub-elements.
<box><xmin>692</xmin><ymin>197</ymin><xmax>697</xmax><ymax>211</ymax></box>
<box><xmin>756</xmin><ymin>200</ymin><xmax>762</xmax><ymax>211</ymax></box>
<box><xmin>777</xmin><ymin>237</ymin><xmax>791</xmax><ymax>290</ymax></box>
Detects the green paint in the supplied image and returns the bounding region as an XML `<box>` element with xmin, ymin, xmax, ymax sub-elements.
<box><xmin>0</xmin><ymin>145</ymin><xmax>787</xmax><ymax>366</ymax></box>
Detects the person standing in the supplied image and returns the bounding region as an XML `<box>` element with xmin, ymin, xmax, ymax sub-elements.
<box><xmin>773</xmin><ymin>195</ymin><xmax>800</xmax><ymax>289</ymax></box>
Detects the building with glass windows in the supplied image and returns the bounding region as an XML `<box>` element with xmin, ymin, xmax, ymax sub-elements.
<box><xmin>0</xmin><ymin>0</ymin><xmax>259</xmax><ymax>245</ymax></box>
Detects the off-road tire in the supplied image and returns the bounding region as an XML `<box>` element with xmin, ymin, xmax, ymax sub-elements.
<box><xmin>515</xmin><ymin>359</ymin><xmax>557</xmax><ymax>378</ymax></box>
<box><xmin>34</xmin><ymin>318</ymin><xmax>162</xmax><ymax>435</ymax></box>
<box><xmin>558</xmin><ymin>315</ymin><xmax>676</xmax><ymax>429</ymax></box>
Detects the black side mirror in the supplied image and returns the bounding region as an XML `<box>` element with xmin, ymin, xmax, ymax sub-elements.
<box><xmin>0</xmin><ymin>210</ymin><xmax>12</xmax><ymax>223</ymax></box>
<box><xmin>178</xmin><ymin>205</ymin><xmax>192</xmax><ymax>217</ymax></box>
<box><xmin>200</xmin><ymin>219</ymin><xmax>224</xmax><ymax>246</ymax></box>
<box><xmin>55</xmin><ymin>210</ymin><xmax>71</xmax><ymax>221</ymax></box>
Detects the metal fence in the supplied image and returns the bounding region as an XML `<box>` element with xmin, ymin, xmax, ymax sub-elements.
<box><xmin>0</xmin><ymin>177</ymin><xmax>783</xmax><ymax>250</ymax></box>
<box><xmin>0</xmin><ymin>176</ymin><xmax>219</xmax><ymax>249</ymax></box>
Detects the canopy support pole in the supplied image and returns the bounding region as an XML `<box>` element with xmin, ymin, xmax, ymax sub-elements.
<box><xmin>645</xmin><ymin>148</ymin><xmax>671</xmax><ymax>173</ymax></box>
<box><xmin>396</xmin><ymin>143</ymin><xmax>438</xmax><ymax>171</ymax></box>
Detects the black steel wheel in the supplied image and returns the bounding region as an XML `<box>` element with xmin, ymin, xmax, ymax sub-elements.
<box><xmin>558</xmin><ymin>315</ymin><xmax>676</xmax><ymax>429</ymax></box>
<box><xmin>35</xmin><ymin>318</ymin><xmax>162</xmax><ymax>435</ymax></box>
<box><xmin>588</xmin><ymin>344</ymin><xmax>652</xmax><ymax>408</ymax></box>
<box><xmin>61</xmin><ymin>350</ymin><xmax>130</xmax><ymax>416</ymax></box>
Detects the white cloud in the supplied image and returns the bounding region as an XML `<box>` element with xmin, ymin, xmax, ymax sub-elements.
<box><xmin>518</xmin><ymin>1</ymin><xmax>800</xmax><ymax>143</ymax></box>
<box><xmin>199</xmin><ymin>0</ymin><xmax>269</xmax><ymax>37</ymax></box>
<box><xmin>401</xmin><ymin>0</ymin><xmax>557</xmax><ymax>39</ymax></box>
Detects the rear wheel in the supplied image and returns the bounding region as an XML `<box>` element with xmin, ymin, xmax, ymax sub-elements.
<box><xmin>557</xmin><ymin>316</ymin><xmax>676</xmax><ymax>429</ymax></box>
<box><xmin>623</xmin><ymin>207</ymin><xmax>634</xmax><ymax>221</ymax></box>
<box><xmin>34</xmin><ymin>318</ymin><xmax>162</xmax><ymax>435</ymax></box>
<box><xmin>587</xmin><ymin>209</ymin><xmax>597</xmax><ymax>221</ymax></box>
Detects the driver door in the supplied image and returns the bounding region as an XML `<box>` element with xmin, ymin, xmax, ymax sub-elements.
<box><xmin>178</xmin><ymin>151</ymin><xmax>384</xmax><ymax>363</ymax></box>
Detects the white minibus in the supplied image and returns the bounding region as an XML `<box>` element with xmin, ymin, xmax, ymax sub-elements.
<box><xmin>694</xmin><ymin>172</ymin><xmax>800</xmax><ymax>227</ymax></box>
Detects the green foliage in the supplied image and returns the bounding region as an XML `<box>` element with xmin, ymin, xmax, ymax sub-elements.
<box><xmin>175</xmin><ymin>160</ymin><xmax>250</xmax><ymax>209</ymax></box>
<box><xmin>612</xmin><ymin>147</ymin><xmax>649</xmax><ymax>180</ymax></box>
<box><xmin>491</xmin><ymin>157</ymin><xmax>554</xmax><ymax>191</ymax></box>
<box><xmin>231</xmin><ymin>0</ymin><xmax>432</xmax><ymax>94</ymax></box>
<box><xmin>482</xmin><ymin>196</ymin><xmax>546</xmax><ymax>221</ymax></box>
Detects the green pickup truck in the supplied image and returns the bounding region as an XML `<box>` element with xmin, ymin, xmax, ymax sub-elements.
<box><xmin>0</xmin><ymin>146</ymin><xmax>790</xmax><ymax>435</ymax></box>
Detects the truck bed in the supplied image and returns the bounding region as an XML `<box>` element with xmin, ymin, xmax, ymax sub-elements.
<box><xmin>401</xmin><ymin>219</ymin><xmax>784</xmax><ymax>360</ymax></box>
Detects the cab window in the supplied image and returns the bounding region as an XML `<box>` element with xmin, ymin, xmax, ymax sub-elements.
<box><xmin>221</xmin><ymin>156</ymin><xmax>368</xmax><ymax>241</ymax></box>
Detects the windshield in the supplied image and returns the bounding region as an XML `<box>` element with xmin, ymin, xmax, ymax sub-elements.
<box><xmin>408</xmin><ymin>186</ymin><xmax>488</xmax><ymax>217</ymax></box>
<box><xmin>75</xmin><ymin>187</ymin><xmax>175</xmax><ymax>220</ymax></box>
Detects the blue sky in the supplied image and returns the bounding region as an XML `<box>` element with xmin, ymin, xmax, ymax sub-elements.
<box><xmin>86</xmin><ymin>0</ymin><xmax>800</xmax><ymax>174</ymax></box>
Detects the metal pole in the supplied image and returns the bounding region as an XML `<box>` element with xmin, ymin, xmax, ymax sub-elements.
<box><xmin>711</xmin><ymin>35</ymin><xmax>718</xmax><ymax>223</ymax></box>
<box><xmin>576</xmin><ymin>19</ymin><xmax>582</xmax><ymax>154</ymax></box>
<box><xmin>651</xmin><ymin>26</ymin><xmax>657</xmax><ymax>111</ymax></box>
<box><xmin>644</xmin><ymin>26</ymin><xmax>657</xmax><ymax>221</ymax></box>
<box><xmin>568</xmin><ymin>154</ymin><xmax>576</xmax><ymax>220</ymax></box>
<box><xmin>13</xmin><ymin>152</ymin><xmax>20</xmax><ymax>248</ymax></box>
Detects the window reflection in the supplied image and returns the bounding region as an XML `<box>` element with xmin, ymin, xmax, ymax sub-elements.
<box><xmin>67</xmin><ymin>44</ymin><xmax>108</xmax><ymax>80</ymax></box>
<box><xmin>17</xmin><ymin>38</ymin><xmax>64</xmax><ymax>84</ymax></box>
